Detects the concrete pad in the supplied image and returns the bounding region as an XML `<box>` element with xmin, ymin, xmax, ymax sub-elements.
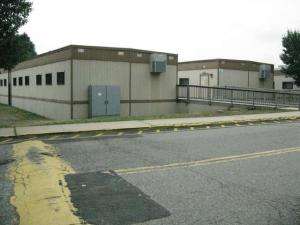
<box><xmin>0</xmin><ymin>128</ymin><xmax>15</xmax><ymax>137</ymax></box>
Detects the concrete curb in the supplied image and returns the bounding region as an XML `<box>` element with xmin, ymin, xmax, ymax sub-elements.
<box><xmin>0</xmin><ymin>111</ymin><xmax>299</xmax><ymax>138</ymax></box>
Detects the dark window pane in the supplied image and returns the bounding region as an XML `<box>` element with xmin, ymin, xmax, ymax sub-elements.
<box><xmin>36</xmin><ymin>75</ymin><xmax>42</xmax><ymax>85</ymax></box>
<box><xmin>19</xmin><ymin>77</ymin><xmax>23</xmax><ymax>86</ymax></box>
<box><xmin>13</xmin><ymin>78</ymin><xmax>17</xmax><ymax>86</ymax></box>
<box><xmin>282</xmin><ymin>82</ymin><xmax>293</xmax><ymax>89</ymax></box>
<box><xmin>179</xmin><ymin>78</ymin><xmax>189</xmax><ymax>85</ymax></box>
<box><xmin>25</xmin><ymin>76</ymin><xmax>30</xmax><ymax>86</ymax></box>
<box><xmin>4</xmin><ymin>79</ymin><xmax>7</xmax><ymax>86</ymax></box>
<box><xmin>0</xmin><ymin>80</ymin><xmax>2</xmax><ymax>86</ymax></box>
<box><xmin>45</xmin><ymin>73</ymin><xmax>52</xmax><ymax>85</ymax></box>
<box><xmin>57</xmin><ymin>72</ymin><xmax>65</xmax><ymax>85</ymax></box>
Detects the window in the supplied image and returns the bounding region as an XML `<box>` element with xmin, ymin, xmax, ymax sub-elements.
<box><xmin>282</xmin><ymin>82</ymin><xmax>294</xmax><ymax>90</ymax></box>
<box><xmin>57</xmin><ymin>72</ymin><xmax>65</xmax><ymax>85</ymax></box>
<box><xmin>4</xmin><ymin>79</ymin><xmax>7</xmax><ymax>86</ymax></box>
<box><xmin>36</xmin><ymin>75</ymin><xmax>42</xmax><ymax>85</ymax></box>
<box><xmin>45</xmin><ymin>73</ymin><xmax>52</xmax><ymax>85</ymax></box>
<box><xmin>179</xmin><ymin>78</ymin><xmax>189</xmax><ymax>85</ymax></box>
<box><xmin>13</xmin><ymin>78</ymin><xmax>17</xmax><ymax>86</ymax></box>
<box><xmin>25</xmin><ymin>76</ymin><xmax>30</xmax><ymax>86</ymax></box>
<box><xmin>19</xmin><ymin>77</ymin><xmax>23</xmax><ymax>86</ymax></box>
<box><xmin>0</xmin><ymin>80</ymin><xmax>2</xmax><ymax>86</ymax></box>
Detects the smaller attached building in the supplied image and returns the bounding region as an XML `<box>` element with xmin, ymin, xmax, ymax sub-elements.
<box><xmin>274</xmin><ymin>70</ymin><xmax>300</xmax><ymax>92</ymax></box>
<box><xmin>178</xmin><ymin>59</ymin><xmax>274</xmax><ymax>90</ymax></box>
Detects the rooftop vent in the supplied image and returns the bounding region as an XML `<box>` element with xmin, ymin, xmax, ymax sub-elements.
<box><xmin>150</xmin><ymin>53</ymin><xmax>167</xmax><ymax>74</ymax></box>
<box><xmin>259</xmin><ymin>64</ymin><xmax>271</xmax><ymax>80</ymax></box>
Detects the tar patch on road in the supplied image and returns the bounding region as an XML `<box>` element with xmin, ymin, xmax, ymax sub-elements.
<box><xmin>65</xmin><ymin>171</ymin><xmax>171</xmax><ymax>225</ymax></box>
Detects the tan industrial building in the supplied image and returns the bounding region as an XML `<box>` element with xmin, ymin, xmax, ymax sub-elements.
<box><xmin>0</xmin><ymin>45</ymin><xmax>178</xmax><ymax>120</ymax></box>
<box><xmin>178</xmin><ymin>59</ymin><xmax>274</xmax><ymax>89</ymax></box>
<box><xmin>274</xmin><ymin>70</ymin><xmax>300</xmax><ymax>92</ymax></box>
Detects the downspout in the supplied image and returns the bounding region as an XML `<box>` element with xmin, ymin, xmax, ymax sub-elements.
<box><xmin>217</xmin><ymin>60</ymin><xmax>220</xmax><ymax>87</ymax></box>
<box><xmin>129</xmin><ymin>62</ymin><xmax>132</xmax><ymax>116</ymax></box>
<box><xmin>70</xmin><ymin>47</ymin><xmax>74</xmax><ymax>119</ymax></box>
<box><xmin>8</xmin><ymin>69</ymin><xmax>12</xmax><ymax>106</ymax></box>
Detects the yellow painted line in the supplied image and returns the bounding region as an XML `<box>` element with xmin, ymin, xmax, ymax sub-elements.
<box><xmin>9</xmin><ymin>140</ymin><xmax>84</xmax><ymax>225</ymax></box>
<box><xmin>94</xmin><ymin>132</ymin><xmax>103</xmax><ymax>137</ymax></box>
<box><xmin>137</xmin><ymin>130</ymin><xmax>143</xmax><ymax>135</ymax></box>
<box><xmin>118</xmin><ymin>132</ymin><xmax>123</xmax><ymax>136</ymax></box>
<box><xmin>274</xmin><ymin>121</ymin><xmax>281</xmax><ymax>124</ymax></box>
<box><xmin>248</xmin><ymin>122</ymin><xmax>254</xmax><ymax>125</ymax></box>
<box><xmin>190</xmin><ymin>127</ymin><xmax>194</xmax><ymax>130</ymax></box>
<box><xmin>174</xmin><ymin>128</ymin><xmax>178</xmax><ymax>132</ymax></box>
<box><xmin>156</xmin><ymin>129</ymin><xmax>160</xmax><ymax>133</ymax></box>
<box><xmin>0</xmin><ymin>138</ymin><xmax>13</xmax><ymax>144</ymax></box>
<box><xmin>220</xmin><ymin>125</ymin><xmax>226</xmax><ymax>128</ymax></box>
<box><xmin>235</xmin><ymin>124</ymin><xmax>241</xmax><ymax>127</ymax></box>
<box><xmin>115</xmin><ymin>147</ymin><xmax>300</xmax><ymax>175</ymax></box>
<box><xmin>206</xmin><ymin>126</ymin><xmax>210</xmax><ymax>129</ymax></box>
<box><xmin>70</xmin><ymin>134</ymin><xmax>80</xmax><ymax>139</ymax></box>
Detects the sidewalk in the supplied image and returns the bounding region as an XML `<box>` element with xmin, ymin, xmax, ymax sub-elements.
<box><xmin>0</xmin><ymin>111</ymin><xmax>299</xmax><ymax>138</ymax></box>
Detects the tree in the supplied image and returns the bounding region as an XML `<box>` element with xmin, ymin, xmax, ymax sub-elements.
<box><xmin>280</xmin><ymin>30</ymin><xmax>300</xmax><ymax>86</ymax></box>
<box><xmin>0</xmin><ymin>0</ymin><xmax>32</xmax><ymax>41</ymax></box>
<box><xmin>0</xmin><ymin>33</ymin><xmax>36</xmax><ymax>105</ymax></box>
<box><xmin>0</xmin><ymin>33</ymin><xmax>36</xmax><ymax>71</ymax></box>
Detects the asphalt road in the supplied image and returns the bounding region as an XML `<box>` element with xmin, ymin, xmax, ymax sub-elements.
<box><xmin>1</xmin><ymin>121</ymin><xmax>300</xmax><ymax>225</ymax></box>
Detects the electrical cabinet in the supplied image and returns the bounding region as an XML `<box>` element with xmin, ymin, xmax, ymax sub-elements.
<box><xmin>88</xmin><ymin>85</ymin><xmax>120</xmax><ymax>118</ymax></box>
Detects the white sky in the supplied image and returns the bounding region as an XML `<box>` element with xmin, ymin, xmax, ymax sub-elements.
<box><xmin>19</xmin><ymin>0</ymin><xmax>300</xmax><ymax>67</ymax></box>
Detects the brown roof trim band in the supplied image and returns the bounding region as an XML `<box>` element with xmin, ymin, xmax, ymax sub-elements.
<box><xmin>8</xmin><ymin>45</ymin><xmax>178</xmax><ymax>72</ymax></box>
<box><xmin>179</xmin><ymin>59</ymin><xmax>274</xmax><ymax>72</ymax></box>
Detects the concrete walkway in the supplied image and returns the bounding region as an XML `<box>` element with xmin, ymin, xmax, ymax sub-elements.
<box><xmin>0</xmin><ymin>111</ymin><xmax>300</xmax><ymax>138</ymax></box>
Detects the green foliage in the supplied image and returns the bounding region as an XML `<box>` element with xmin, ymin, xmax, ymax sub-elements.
<box><xmin>0</xmin><ymin>0</ymin><xmax>32</xmax><ymax>41</ymax></box>
<box><xmin>0</xmin><ymin>33</ymin><xmax>36</xmax><ymax>70</ymax></box>
<box><xmin>280</xmin><ymin>30</ymin><xmax>300</xmax><ymax>86</ymax></box>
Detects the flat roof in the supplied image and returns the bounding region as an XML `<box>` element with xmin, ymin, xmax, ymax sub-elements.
<box><xmin>2</xmin><ymin>45</ymin><xmax>178</xmax><ymax>73</ymax></box>
<box><xmin>179</xmin><ymin>58</ymin><xmax>274</xmax><ymax>72</ymax></box>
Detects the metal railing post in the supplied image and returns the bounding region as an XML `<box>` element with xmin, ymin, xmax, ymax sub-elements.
<box><xmin>275</xmin><ymin>93</ymin><xmax>278</xmax><ymax>109</ymax></box>
<box><xmin>208</xmin><ymin>87</ymin><xmax>212</xmax><ymax>105</ymax></box>
<box><xmin>176</xmin><ymin>85</ymin><xmax>179</xmax><ymax>102</ymax></box>
<box><xmin>187</xmin><ymin>85</ymin><xmax>190</xmax><ymax>103</ymax></box>
<box><xmin>230</xmin><ymin>89</ymin><xmax>234</xmax><ymax>107</ymax></box>
<box><xmin>252</xmin><ymin>91</ymin><xmax>255</xmax><ymax>108</ymax></box>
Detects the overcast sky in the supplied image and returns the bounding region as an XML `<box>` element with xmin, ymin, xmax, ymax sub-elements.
<box><xmin>19</xmin><ymin>0</ymin><xmax>300</xmax><ymax>67</ymax></box>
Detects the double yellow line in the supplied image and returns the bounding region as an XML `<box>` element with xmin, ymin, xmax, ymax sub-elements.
<box><xmin>114</xmin><ymin>147</ymin><xmax>300</xmax><ymax>175</ymax></box>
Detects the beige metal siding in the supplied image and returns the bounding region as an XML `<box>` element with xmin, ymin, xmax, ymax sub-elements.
<box><xmin>73</xmin><ymin>60</ymin><xmax>130</xmax><ymax>102</ymax></box>
<box><xmin>0</xmin><ymin>72</ymin><xmax>8</xmax><ymax>104</ymax></box>
<box><xmin>274</xmin><ymin>74</ymin><xmax>299</xmax><ymax>91</ymax></box>
<box><xmin>178</xmin><ymin>69</ymin><xmax>218</xmax><ymax>86</ymax></box>
<box><xmin>219</xmin><ymin>69</ymin><xmax>249</xmax><ymax>87</ymax></box>
<box><xmin>73</xmin><ymin>60</ymin><xmax>177</xmax><ymax>118</ymax></box>
<box><xmin>248</xmin><ymin>71</ymin><xmax>274</xmax><ymax>89</ymax></box>
<box><xmin>131</xmin><ymin>64</ymin><xmax>177</xmax><ymax>100</ymax></box>
<box><xmin>10</xmin><ymin>60</ymin><xmax>71</xmax><ymax>120</ymax></box>
<box><xmin>12</xmin><ymin>98</ymin><xmax>71</xmax><ymax>120</ymax></box>
<box><xmin>12</xmin><ymin>61</ymin><xmax>71</xmax><ymax>101</ymax></box>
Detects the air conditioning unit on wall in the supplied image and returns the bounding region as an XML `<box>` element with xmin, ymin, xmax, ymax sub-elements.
<box><xmin>259</xmin><ymin>64</ymin><xmax>271</xmax><ymax>80</ymax></box>
<box><xmin>150</xmin><ymin>53</ymin><xmax>167</xmax><ymax>74</ymax></box>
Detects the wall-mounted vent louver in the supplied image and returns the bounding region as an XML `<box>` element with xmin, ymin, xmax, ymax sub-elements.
<box><xmin>259</xmin><ymin>64</ymin><xmax>271</xmax><ymax>80</ymax></box>
<box><xmin>150</xmin><ymin>53</ymin><xmax>167</xmax><ymax>74</ymax></box>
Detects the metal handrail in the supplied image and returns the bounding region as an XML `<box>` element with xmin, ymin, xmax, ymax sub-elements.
<box><xmin>176</xmin><ymin>85</ymin><xmax>300</xmax><ymax>109</ymax></box>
